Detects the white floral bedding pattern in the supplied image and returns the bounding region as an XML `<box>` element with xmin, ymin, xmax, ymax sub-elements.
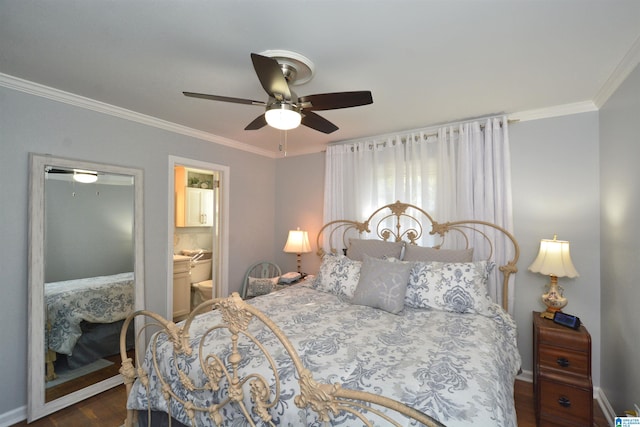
<box><xmin>128</xmin><ymin>283</ymin><xmax>521</xmax><ymax>427</ymax></box>
<box><xmin>45</xmin><ymin>272</ymin><xmax>134</xmax><ymax>355</ymax></box>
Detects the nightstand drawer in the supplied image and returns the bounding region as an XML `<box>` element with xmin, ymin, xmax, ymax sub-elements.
<box><xmin>538</xmin><ymin>346</ymin><xmax>589</xmax><ymax>376</ymax></box>
<box><xmin>538</xmin><ymin>377</ymin><xmax>592</xmax><ymax>426</ymax></box>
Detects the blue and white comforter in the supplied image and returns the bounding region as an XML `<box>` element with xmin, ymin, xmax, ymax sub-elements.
<box><xmin>45</xmin><ymin>272</ymin><xmax>134</xmax><ymax>355</ymax></box>
<box><xmin>128</xmin><ymin>283</ymin><xmax>520</xmax><ymax>426</ymax></box>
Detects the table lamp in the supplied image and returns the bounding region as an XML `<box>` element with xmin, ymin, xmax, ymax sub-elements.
<box><xmin>283</xmin><ymin>227</ymin><xmax>311</xmax><ymax>273</ymax></box>
<box><xmin>528</xmin><ymin>235</ymin><xmax>579</xmax><ymax>319</ymax></box>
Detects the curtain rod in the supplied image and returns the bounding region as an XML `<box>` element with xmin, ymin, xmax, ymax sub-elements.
<box><xmin>330</xmin><ymin>117</ymin><xmax>519</xmax><ymax>147</ymax></box>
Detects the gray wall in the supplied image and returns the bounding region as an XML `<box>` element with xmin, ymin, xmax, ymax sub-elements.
<box><xmin>510</xmin><ymin>112</ymin><xmax>601</xmax><ymax>386</ymax></box>
<box><xmin>600</xmin><ymin>63</ymin><xmax>640</xmax><ymax>413</ymax></box>
<box><xmin>0</xmin><ymin>86</ymin><xmax>277</xmax><ymax>417</ymax></box>
<box><xmin>45</xmin><ymin>179</ymin><xmax>134</xmax><ymax>282</ymax></box>
<box><xmin>274</xmin><ymin>152</ymin><xmax>325</xmax><ymax>275</ymax></box>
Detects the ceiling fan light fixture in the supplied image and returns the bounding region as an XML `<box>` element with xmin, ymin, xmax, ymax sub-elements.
<box><xmin>265</xmin><ymin>103</ymin><xmax>301</xmax><ymax>130</ymax></box>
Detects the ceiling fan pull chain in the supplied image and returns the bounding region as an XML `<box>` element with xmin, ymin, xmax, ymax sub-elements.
<box><xmin>284</xmin><ymin>130</ymin><xmax>288</xmax><ymax>157</ymax></box>
<box><xmin>278</xmin><ymin>130</ymin><xmax>288</xmax><ymax>157</ymax></box>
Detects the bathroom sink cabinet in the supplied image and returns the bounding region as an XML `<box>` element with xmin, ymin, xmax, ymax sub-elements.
<box><xmin>173</xmin><ymin>257</ymin><xmax>191</xmax><ymax>321</ymax></box>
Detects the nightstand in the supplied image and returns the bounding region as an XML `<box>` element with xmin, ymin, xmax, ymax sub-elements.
<box><xmin>533</xmin><ymin>311</ymin><xmax>593</xmax><ymax>426</ymax></box>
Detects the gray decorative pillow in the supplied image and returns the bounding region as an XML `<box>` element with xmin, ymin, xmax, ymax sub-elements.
<box><xmin>246</xmin><ymin>276</ymin><xmax>278</xmax><ymax>297</ymax></box>
<box><xmin>403</xmin><ymin>245</ymin><xmax>474</xmax><ymax>262</ymax></box>
<box><xmin>313</xmin><ymin>254</ymin><xmax>362</xmax><ymax>298</ymax></box>
<box><xmin>351</xmin><ymin>254</ymin><xmax>412</xmax><ymax>314</ymax></box>
<box><xmin>405</xmin><ymin>260</ymin><xmax>495</xmax><ymax>315</ymax></box>
<box><xmin>346</xmin><ymin>238</ymin><xmax>405</xmax><ymax>261</ymax></box>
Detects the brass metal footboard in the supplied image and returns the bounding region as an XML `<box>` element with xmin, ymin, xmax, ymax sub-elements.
<box><xmin>120</xmin><ymin>293</ymin><xmax>445</xmax><ymax>427</ymax></box>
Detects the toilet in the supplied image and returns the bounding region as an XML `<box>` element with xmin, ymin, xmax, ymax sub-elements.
<box><xmin>192</xmin><ymin>280</ymin><xmax>213</xmax><ymax>307</ymax></box>
<box><xmin>185</xmin><ymin>251</ymin><xmax>214</xmax><ymax>308</ymax></box>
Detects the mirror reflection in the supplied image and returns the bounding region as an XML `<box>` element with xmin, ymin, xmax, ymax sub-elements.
<box><xmin>43</xmin><ymin>166</ymin><xmax>135</xmax><ymax>401</ymax></box>
<box><xmin>28</xmin><ymin>154</ymin><xmax>144</xmax><ymax>422</ymax></box>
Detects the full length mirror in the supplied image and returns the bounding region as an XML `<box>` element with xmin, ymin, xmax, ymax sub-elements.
<box><xmin>28</xmin><ymin>154</ymin><xmax>144</xmax><ymax>421</ymax></box>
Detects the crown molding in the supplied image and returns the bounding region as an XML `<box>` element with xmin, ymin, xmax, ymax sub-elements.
<box><xmin>508</xmin><ymin>101</ymin><xmax>598</xmax><ymax>123</ymax></box>
<box><xmin>0</xmin><ymin>73</ymin><xmax>278</xmax><ymax>159</ymax></box>
<box><xmin>593</xmin><ymin>34</ymin><xmax>640</xmax><ymax>108</ymax></box>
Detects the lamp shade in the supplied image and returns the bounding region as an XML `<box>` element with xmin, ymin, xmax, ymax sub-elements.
<box><xmin>265</xmin><ymin>103</ymin><xmax>302</xmax><ymax>130</ymax></box>
<box><xmin>528</xmin><ymin>236</ymin><xmax>579</xmax><ymax>278</ymax></box>
<box><xmin>283</xmin><ymin>228</ymin><xmax>311</xmax><ymax>254</ymax></box>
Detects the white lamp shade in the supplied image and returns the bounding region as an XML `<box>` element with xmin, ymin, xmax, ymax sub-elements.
<box><xmin>265</xmin><ymin>104</ymin><xmax>301</xmax><ymax>130</ymax></box>
<box><xmin>528</xmin><ymin>238</ymin><xmax>579</xmax><ymax>278</ymax></box>
<box><xmin>283</xmin><ymin>228</ymin><xmax>311</xmax><ymax>254</ymax></box>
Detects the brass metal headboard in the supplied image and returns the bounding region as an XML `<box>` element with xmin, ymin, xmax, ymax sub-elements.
<box><xmin>316</xmin><ymin>201</ymin><xmax>520</xmax><ymax>311</ymax></box>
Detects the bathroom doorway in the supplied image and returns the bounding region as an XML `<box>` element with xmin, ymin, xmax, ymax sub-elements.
<box><xmin>167</xmin><ymin>156</ymin><xmax>229</xmax><ymax>320</ymax></box>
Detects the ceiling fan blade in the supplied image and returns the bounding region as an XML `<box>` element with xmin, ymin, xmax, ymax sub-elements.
<box><xmin>250</xmin><ymin>53</ymin><xmax>291</xmax><ymax>101</ymax></box>
<box><xmin>183</xmin><ymin>92</ymin><xmax>266</xmax><ymax>106</ymax></box>
<box><xmin>301</xmin><ymin>111</ymin><xmax>339</xmax><ymax>134</ymax></box>
<box><xmin>245</xmin><ymin>114</ymin><xmax>268</xmax><ymax>130</ymax></box>
<box><xmin>298</xmin><ymin>91</ymin><xmax>373</xmax><ymax>111</ymax></box>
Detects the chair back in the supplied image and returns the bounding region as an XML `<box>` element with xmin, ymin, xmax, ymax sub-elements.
<box><xmin>241</xmin><ymin>261</ymin><xmax>282</xmax><ymax>298</ymax></box>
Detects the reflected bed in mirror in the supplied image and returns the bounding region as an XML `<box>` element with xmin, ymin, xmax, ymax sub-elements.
<box><xmin>28</xmin><ymin>154</ymin><xmax>144</xmax><ymax>421</ymax></box>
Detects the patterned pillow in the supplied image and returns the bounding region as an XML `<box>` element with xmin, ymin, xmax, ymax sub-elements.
<box><xmin>405</xmin><ymin>260</ymin><xmax>495</xmax><ymax>315</ymax></box>
<box><xmin>402</xmin><ymin>245</ymin><xmax>474</xmax><ymax>262</ymax></box>
<box><xmin>346</xmin><ymin>239</ymin><xmax>405</xmax><ymax>261</ymax></box>
<box><xmin>313</xmin><ymin>254</ymin><xmax>362</xmax><ymax>298</ymax></box>
<box><xmin>351</xmin><ymin>255</ymin><xmax>412</xmax><ymax>314</ymax></box>
<box><xmin>246</xmin><ymin>276</ymin><xmax>278</xmax><ymax>297</ymax></box>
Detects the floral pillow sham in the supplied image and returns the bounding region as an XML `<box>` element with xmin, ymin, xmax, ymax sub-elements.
<box><xmin>313</xmin><ymin>254</ymin><xmax>361</xmax><ymax>298</ymax></box>
<box><xmin>405</xmin><ymin>260</ymin><xmax>496</xmax><ymax>315</ymax></box>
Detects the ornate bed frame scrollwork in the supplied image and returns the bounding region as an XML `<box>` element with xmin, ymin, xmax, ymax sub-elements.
<box><xmin>316</xmin><ymin>201</ymin><xmax>520</xmax><ymax>311</ymax></box>
<box><xmin>119</xmin><ymin>293</ymin><xmax>445</xmax><ymax>427</ymax></box>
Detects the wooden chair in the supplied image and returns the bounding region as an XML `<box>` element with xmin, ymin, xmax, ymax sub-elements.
<box><xmin>240</xmin><ymin>261</ymin><xmax>282</xmax><ymax>299</ymax></box>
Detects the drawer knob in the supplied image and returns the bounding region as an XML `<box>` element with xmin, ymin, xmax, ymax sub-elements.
<box><xmin>556</xmin><ymin>357</ymin><xmax>570</xmax><ymax>368</ymax></box>
<box><xmin>558</xmin><ymin>396</ymin><xmax>571</xmax><ymax>408</ymax></box>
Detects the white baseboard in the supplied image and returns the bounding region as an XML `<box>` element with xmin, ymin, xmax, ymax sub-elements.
<box><xmin>597</xmin><ymin>387</ymin><xmax>616</xmax><ymax>427</ymax></box>
<box><xmin>0</xmin><ymin>405</ymin><xmax>26</xmax><ymax>427</ymax></box>
<box><xmin>517</xmin><ymin>369</ymin><xmax>533</xmax><ymax>383</ymax></box>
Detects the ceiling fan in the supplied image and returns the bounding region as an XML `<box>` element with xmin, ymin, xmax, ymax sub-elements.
<box><xmin>183</xmin><ymin>51</ymin><xmax>373</xmax><ymax>134</ymax></box>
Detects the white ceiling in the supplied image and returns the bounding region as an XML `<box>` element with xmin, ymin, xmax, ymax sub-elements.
<box><xmin>2</xmin><ymin>1</ymin><xmax>640</xmax><ymax>157</ymax></box>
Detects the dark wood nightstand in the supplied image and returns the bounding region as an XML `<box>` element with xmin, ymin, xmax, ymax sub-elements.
<box><xmin>533</xmin><ymin>311</ymin><xmax>593</xmax><ymax>426</ymax></box>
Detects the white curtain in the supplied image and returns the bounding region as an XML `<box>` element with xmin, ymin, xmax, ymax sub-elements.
<box><xmin>323</xmin><ymin>116</ymin><xmax>516</xmax><ymax>312</ymax></box>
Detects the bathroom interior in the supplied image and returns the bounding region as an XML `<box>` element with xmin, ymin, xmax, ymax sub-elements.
<box><xmin>172</xmin><ymin>165</ymin><xmax>220</xmax><ymax>321</ymax></box>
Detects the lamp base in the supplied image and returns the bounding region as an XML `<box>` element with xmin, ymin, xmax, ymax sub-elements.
<box><xmin>541</xmin><ymin>275</ymin><xmax>567</xmax><ymax>319</ymax></box>
<box><xmin>540</xmin><ymin>310</ymin><xmax>558</xmax><ymax>320</ymax></box>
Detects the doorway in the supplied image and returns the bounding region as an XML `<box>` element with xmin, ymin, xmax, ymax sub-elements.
<box><xmin>167</xmin><ymin>156</ymin><xmax>229</xmax><ymax>320</ymax></box>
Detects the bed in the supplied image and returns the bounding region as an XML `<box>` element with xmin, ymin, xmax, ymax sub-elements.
<box><xmin>120</xmin><ymin>201</ymin><xmax>521</xmax><ymax>426</ymax></box>
<box><xmin>45</xmin><ymin>271</ymin><xmax>135</xmax><ymax>380</ymax></box>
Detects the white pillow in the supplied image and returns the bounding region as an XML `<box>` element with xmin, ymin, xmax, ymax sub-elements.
<box><xmin>405</xmin><ymin>260</ymin><xmax>495</xmax><ymax>315</ymax></box>
<box><xmin>313</xmin><ymin>254</ymin><xmax>362</xmax><ymax>298</ymax></box>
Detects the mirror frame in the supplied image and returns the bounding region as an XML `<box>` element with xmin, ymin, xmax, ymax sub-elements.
<box><xmin>27</xmin><ymin>153</ymin><xmax>144</xmax><ymax>421</ymax></box>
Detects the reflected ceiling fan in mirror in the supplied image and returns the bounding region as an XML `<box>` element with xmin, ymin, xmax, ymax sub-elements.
<box><xmin>183</xmin><ymin>50</ymin><xmax>373</xmax><ymax>134</ymax></box>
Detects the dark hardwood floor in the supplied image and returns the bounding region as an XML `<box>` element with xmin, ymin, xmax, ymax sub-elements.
<box><xmin>14</xmin><ymin>379</ymin><xmax>610</xmax><ymax>426</ymax></box>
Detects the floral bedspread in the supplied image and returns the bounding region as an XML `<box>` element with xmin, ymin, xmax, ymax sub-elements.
<box><xmin>128</xmin><ymin>283</ymin><xmax>521</xmax><ymax>426</ymax></box>
<box><xmin>45</xmin><ymin>272</ymin><xmax>134</xmax><ymax>355</ymax></box>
